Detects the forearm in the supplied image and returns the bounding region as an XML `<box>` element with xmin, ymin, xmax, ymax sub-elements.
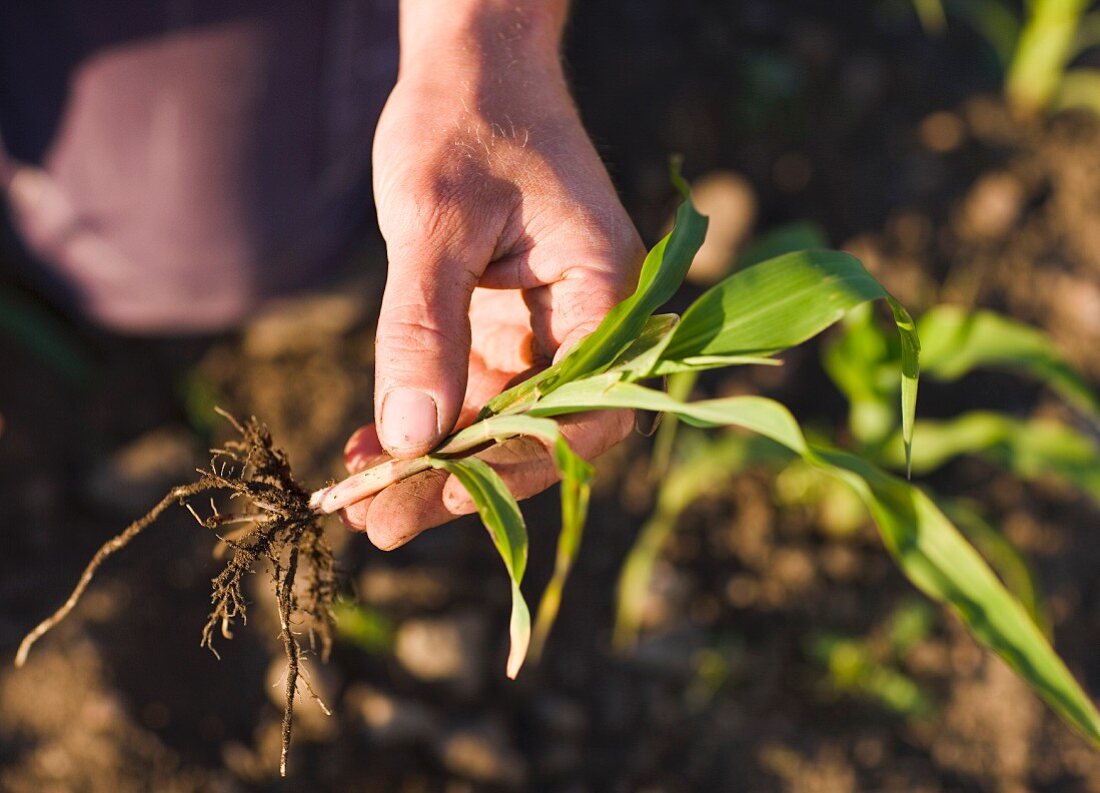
<box><xmin>397</xmin><ymin>0</ymin><xmax>569</xmax><ymax>76</ymax></box>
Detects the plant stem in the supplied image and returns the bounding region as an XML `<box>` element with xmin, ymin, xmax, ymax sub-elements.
<box><xmin>307</xmin><ymin>417</ymin><xmax>520</xmax><ymax>514</ymax></box>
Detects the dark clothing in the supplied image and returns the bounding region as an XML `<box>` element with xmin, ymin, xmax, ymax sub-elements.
<box><xmin>0</xmin><ymin>1</ymin><xmax>397</xmax><ymax>332</ymax></box>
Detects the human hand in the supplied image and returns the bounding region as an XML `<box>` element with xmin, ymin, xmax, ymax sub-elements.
<box><xmin>340</xmin><ymin>2</ymin><xmax>645</xmax><ymax>549</ymax></box>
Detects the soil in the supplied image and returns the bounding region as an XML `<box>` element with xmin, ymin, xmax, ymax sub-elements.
<box><xmin>3</xmin><ymin>2</ymin><xmax>1100</xmax><ymax>791</ymax></box>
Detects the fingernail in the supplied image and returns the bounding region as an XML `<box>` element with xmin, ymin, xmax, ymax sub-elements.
<box><xmin>380</xmin><ymin>388</ymin><xmax>439</xmax><ymax>454</ymax></box>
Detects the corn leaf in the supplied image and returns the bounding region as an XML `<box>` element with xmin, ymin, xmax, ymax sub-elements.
<box><xmin>822</xmin><ymin>303</ymin><xmax>902</xmax><ymax>445</ymax></box>
<box><xmin>529</xmin><ymin>381</ymin><xmax>1100</xmax><ymax>746</ymax></box>
<box><xmin>439</xmin><ymin>415</ymin><xmax>594</xmax><ymax>660</ymax></box>
<box><xmin>814</xmin><ymin>445</ymin><xmax>1100</xmax><ymax>746</ymax></box>
<box><xmin>881</xmin><ymin>413</ymin><xmax>1100</xmax><ymax>502</ymax></box>
<box><xmin>428</xmin><ymin>457</ymin><xmax>530</xmax><ymax>678</ymax></box>
<box><xmin>918</xmin><ymin>305</ymin><xmax>1100</xmax><ymax>423</ymax></box>
<box><xmin>531</xmin><ymin>377</ymin><xmax>810</xmax><ymax>453</ymax></box>
<box><xmin>650</xmin><ymin>250</ymin><xmax>920</xmax><ymax>469</ymax></box>
<box><xmin>943</xmin><ymin>500</ymin><xmax>1050</xmax><ymax>637</ymax></box>
<box><xmin>532</xmin><ymin>436</ymin><xmax>594</xmax><ymax>657</ymax></box>
<box><xmin>518</xmin><ymin>168</ymin><xmax>708</xmax><ymax>400</ymax></box>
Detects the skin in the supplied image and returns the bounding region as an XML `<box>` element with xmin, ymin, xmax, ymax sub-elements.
<box><xmin>341</xmin><ymin>0</ymin><xmax>645</xmax><ymax>550</ymax></box>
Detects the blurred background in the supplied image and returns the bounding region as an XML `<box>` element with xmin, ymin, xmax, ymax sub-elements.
<box><xmin>3</xmin><ymin>1</ymin><xmax>1100</xmax><ymax>790</ymax></box>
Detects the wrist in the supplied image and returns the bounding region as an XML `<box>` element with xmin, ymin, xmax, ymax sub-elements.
<box><xmin>398</xmin><ymin>0</ymin><xmax>567</xmax><ymax>79</ymax></box>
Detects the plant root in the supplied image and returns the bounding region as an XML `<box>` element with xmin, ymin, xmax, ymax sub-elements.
<box><xmin>15</xmin><ymin>410</ymin><xmax>336</xmax><ymax>777</ymax></box>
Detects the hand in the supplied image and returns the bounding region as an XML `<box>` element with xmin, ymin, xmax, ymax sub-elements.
<box><xmin>340</xmin><ymin>3</ymin><xmax>645</xmax><ymax>550</ymax></box>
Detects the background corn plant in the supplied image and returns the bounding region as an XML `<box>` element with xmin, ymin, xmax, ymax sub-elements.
<box><xmin>913</xmin><ymin>0</ymin><xmax>1100</xmax><ymax>115</ymax></box>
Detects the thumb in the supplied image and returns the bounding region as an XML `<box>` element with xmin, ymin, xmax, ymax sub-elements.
<box><xmin>374</xmin><ymin>232</ymin><xmax>487</xmax><ymax>458</ymax></box>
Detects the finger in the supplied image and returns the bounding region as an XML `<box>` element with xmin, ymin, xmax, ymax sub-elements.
<box><xmin>344</xmin><ymin>424</ymin><xmax>387</xmax><ymax>474</ymax></box>
<box><xmin>374</xmin><ymin>196</ymin><xmax>497</xmax><ymax>459</ymax></box>
<box><xmin>361</xmin><ymin>468</ymin><xmax>456</xmax><ymax>550</ymax></box>
<box><xmin>546</xmin><ymin>269</ymin><xmax>633</xmax><ymax>363</ymax></box>
<box><xmin>338</xmin><ymin>425</ymin><xmax>390</xmax><ymax>532</ymax></box>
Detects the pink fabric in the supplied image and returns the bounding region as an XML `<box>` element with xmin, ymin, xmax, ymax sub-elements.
<box><xmin>0</xmin><ymin>1</ymin><xmax>397</xmax><ymax>333</ymax></box>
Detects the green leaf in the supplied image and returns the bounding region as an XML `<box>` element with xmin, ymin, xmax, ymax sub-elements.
<box><xmin>532</xmin><ymin>436</ymin><xmax>594</xmax><ymax>658</ymax></box>
<box><xmin>642</xmin><ymin>222</ymin><xmax>826</xmax><ymax>482</ymax></box>
<box><xmin>648</xmin><ymin>369</ymin><xmax>700</xmax><ymax>481</ymax></box>
<box><xmin>822</xmin><ymin>303</ymin><xmax>901</xmax><ymax>445</ymax></box>
<box><xmin>439</xmin><ymin>415</ymin><xmax>594</xmax><ymax>660</ymax></box>
<box><xmin>534</xmin><ymin>382</ymin><xmax>1100</xmax><ymax>746</ymax></box>
<box><xmin>918</xmin><ymin>305</ymin><xmax>1100</xmax><ymax>423</ymax></box>
<box><xmin>943</xmin><ymin>500</ymin><xmax>1050</xmax><ymax>637</ymax></box>
<box><xmin>539</xmin><ymin>167</ymin><xmax>708</xmax><ymax>390</ymax></box>
<box><xmin>650</xmin><ymin>249</ymin><xmax>920</xmax><ymax>469</ymax></box>
<box><xmin>813</xmin><ymin>444</ymin><xmax>1100</xmax><ymax>747</ymax></box>
<box><xmin>428</xmin><ymin>456</ymin><xmax>530</xmax><ymax>678</ymax></box>
<box><xmin>881</xmin><ymin>412</ymin><xmax>1100</xmax><ymax>502</ymax></box>
<box><xmin>530</xmin><ymin>377</ymin><xmax>811</xmax><ymax>455</ymax></box>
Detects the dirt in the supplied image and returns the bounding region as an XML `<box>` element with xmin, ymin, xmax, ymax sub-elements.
<box><xmin>3</xmin><ymin>1</ymin><xmax>1100</xmax><ymax>791</ymax></box>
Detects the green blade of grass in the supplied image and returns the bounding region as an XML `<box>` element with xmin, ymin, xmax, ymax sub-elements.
<box><xmin>437</xmin><ymin>414</ymin><xmax>594</xmax><ymax>660</ymax></box>
<box><xmin>529</xmin><ymin>381</ymin><xmax>1100</xmax><ymax>746</ymax></box>
<box><xmin>428</xmin><ymin>456</ymin><xmax>530</xmax><ymax>679</ymax></box>
<box><xmin>814</xmin><ymin>444</ymin><xmax>1100</xmax><ymax>747</ymax></box>
<box><xmin>918</xmin><ymin>305</ymin><xmax>1100</xmax><ymax>424</ymax></box>
<box><xmin>881</xmin><ymin>412</ymin><xmax>1100</xmax><ymax>502</ymax></box>
<box><xmin>649</xmin><ymin>249</ymin><xmax>920</xmax><ymax>469</ymax></box>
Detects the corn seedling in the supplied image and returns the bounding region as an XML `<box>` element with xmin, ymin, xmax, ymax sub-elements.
<box><xmin>808</xmin><ymin>599</ymin><xmax>938</xmax><ymax>718</ymax></box>
<box><xmin>16</xmin><ymin>170</ymin><xmax>1100</xmax><ymax>774</ymax></box>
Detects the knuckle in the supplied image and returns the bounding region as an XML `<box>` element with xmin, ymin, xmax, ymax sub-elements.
<box><xmin>380</xmin><ymin>161</ymin><xmax>504</xmax><ymax>254</ymax></box>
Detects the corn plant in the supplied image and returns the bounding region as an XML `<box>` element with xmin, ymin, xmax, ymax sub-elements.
<box><xmin>614</xmin><ymin>208</ymin><xmax>1100</xmax><ymax>746</ymax></box>
<box><xmin>809</xmin><ymin>598</ymin><xmax>938</xmax><ymax>718</ymax></box>
<box><xmin>316</xmin><ymin>172</ymin><xmax>1100</xmax><ymax>750</ymax></box>
<box><xmin>917</xmin><ymin>0</ymin><xmax>1100</xmax><ymax>115</ymax></box>
<box><xmin>21</xmin><ymin>173</ymin><xmax>1100</xmax><ymax>770</ymax></box>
